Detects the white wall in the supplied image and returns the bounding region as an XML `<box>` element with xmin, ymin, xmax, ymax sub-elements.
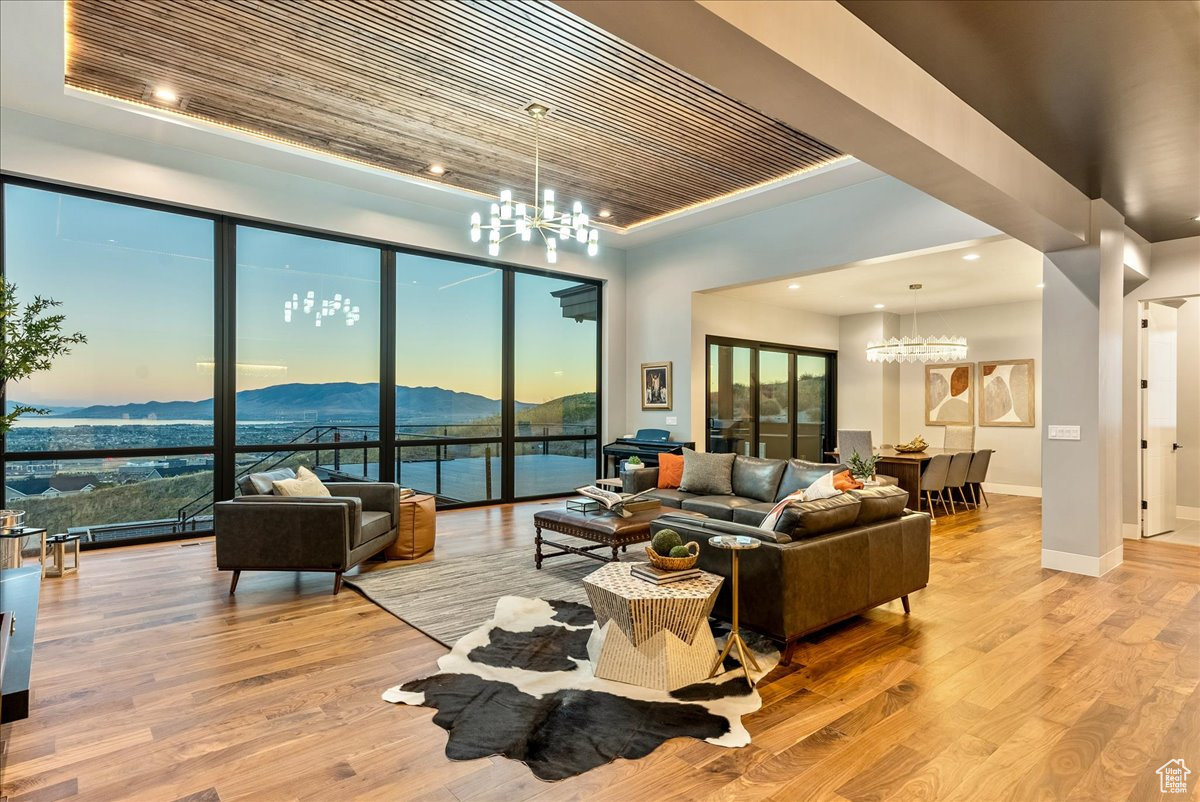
<box><xmin>0</xmin><ymin>108</ymin><xmax>630</xmax><ymax>442</ymax></box>
<box><xmin>837</xmin><ymin>312</ymin><xmax>901</xmax><ymax>445</ymax></box>
<box><xmin>896</xmin><ymin>301</ymin><xmax>1043</xmax><ymax>491</ymax></box>
<box><xmin>1121</xmin><ymin>236</ymin><xmax>1200</xmax><ymax>525</ymax></box>
<box><xmin>1177</xmin><ymin>298</ymin><xmax>1200</xmax><ymax>511</ymax></box>
<box><xmin>625</xmin><ymin>176</ymin><xmax>1000</xmax><ymax>445</ymax></box>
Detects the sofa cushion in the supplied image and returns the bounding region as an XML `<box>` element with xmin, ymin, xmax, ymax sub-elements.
<box><xmin>679</xmin><ymin>448</ymin><xmax>736</xmax><ymax>495</ymax></box>
<box><xmin>732</xmin><ymin>455</ymin><xmax>787</xmax><ymax>502</ymax></box>
<box><xmin>848</xmin><ymin>485</ymin><xmax>909</xmax><ymax>525</ymax></box>
<box><xmin>239</xmin><ymin>467</ymin><xmax>297</xmax><ymax>496</ymax></box>
<box><xmin>644</xmin><ymin>488</ymin><xmax>694</xmax><ymax>508</ymax></box>
<box><xmin>680</xmin><ymin>495</ymin><xmax>757</xmax><ymax>521</ymax></box>
<box><xmin>272</xmin><ymin>466</ymin><xmax>332</xmax><ymax>498</ymax></box>
<box><xmin>657</xmin><ymin>453</ymin><xmax>684</xmax><ymax>489</ymax></box>
<box><xmin>775</xmin><ymin>494</ymin><xmax>861</xmax><ymax>539</ymax></box>
<box><xmin>775</xmin><ymin>459</ymin><xmax>846</xmax><ymax>501</ymax></box>
<box><xmin>354</xmin><ymin>510</ymin><xmax>394</xmax><ymax>549</ymax></box>
<box><xmin>732</xmin><ymin>502</ymin><xmax>776</xmax><ymax>526</ymax></box>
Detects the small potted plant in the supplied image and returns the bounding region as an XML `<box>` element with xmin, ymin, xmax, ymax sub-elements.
<box><xmin>846</xmin><ymin>451</ymin><xmax>880</xmax><ymax>484</ymax></box>
<box><xmin>623</xmin><ymin>455</ymin><xmax>643</xmax><ymax>473</ymax></box>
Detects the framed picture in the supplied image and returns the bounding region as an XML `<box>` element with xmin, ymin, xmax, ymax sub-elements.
<box><xmin>925</xmin><ymin>362</ymin><xmax>973</xmax><ymax>425</ymax></box>
<box><xmin>640</xmin><ymin>361</ymin><xmax>672</xmax><ymax>410</ymax></box>
<box><xmin>978</xmin><ymin>359</ymin><xmax>1036</xmax><ymax>427</ymax></box>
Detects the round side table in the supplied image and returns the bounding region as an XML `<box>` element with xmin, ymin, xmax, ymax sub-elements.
<box><xmin>707</xmin><ymin>534</ymin><xmax>761</xmax><ymax>685</ymax></box>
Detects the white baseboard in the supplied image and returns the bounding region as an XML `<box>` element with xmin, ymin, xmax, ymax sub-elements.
<box><xmin>983</xmin><ymin>482</ymin><xmax>1042</xmax><ymax>498</ymax></box>
<box><xmin>1122</xmin><ymin>523</ymin><xmax>1142</xmax><ymax>540</ymax></box>
<box><xmin>1178</xmin><ymin>505</ymin><xmax>1200</xmax><ymax>521</ymax></box>
<box><xmin>1041</xmin><ymin>545</ymin><xmax>1123</xmax><ymax>577</ymax></box>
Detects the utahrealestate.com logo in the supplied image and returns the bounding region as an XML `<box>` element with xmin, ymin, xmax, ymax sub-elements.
<box><xmin>1158</xmin><ymin>759</ymin><xmax>1191</xmax><ymax>794</ymax></box>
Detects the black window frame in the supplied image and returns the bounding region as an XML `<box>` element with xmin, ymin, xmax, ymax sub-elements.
<box><xmin>0</xmin><ymin>174</ymin><xmax>603</xmax><ymax>547</ymax></box>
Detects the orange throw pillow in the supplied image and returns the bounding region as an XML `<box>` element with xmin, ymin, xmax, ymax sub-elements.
<box><xmin>657</xmin><ymin>453</ymin><xmax>684</xmax><ymax>489</ymax></box>
<box><xmin>833</xmin><ymin>470</ymin><xmax>863</xmax><ymax>492</ymax></box>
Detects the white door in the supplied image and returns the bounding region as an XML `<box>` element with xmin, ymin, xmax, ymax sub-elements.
<box><xmin>1143</xmin><ymin>302</ymin><xmax>1179</xmax><ymax>537</ymax></box>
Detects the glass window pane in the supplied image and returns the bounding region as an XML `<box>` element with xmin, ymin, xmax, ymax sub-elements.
<box><xmin>3</xmin><ymin>185</ymin><xmax>215</xmax><ymax>450</ymax></box>
<box><xmin>8</xmin><ymin>454</ymin><xmax>214</xmax><ymax>542</ymax></box>
<box><xmin>395</xmin><ymin>255</ymin><xmax>502</xmax><ymax>439</ymax></box>
<box><xmin>795</xmin><ymin>355</ymin><xmax>829</xmax><ymax>462</ymax></box>
<box><xmin>513</xmin><ymin>275</ymin><xmax>597</xmax><ymax>436</ymax></box>
<box><xmin>235</xmin><ymin>227</ymin><xmax>380</xmax><ymax>445</ymax></box>
<box><xmin>397</xmin><ymin>442</ymin><xmax>501</xmax><ymax>504</ymax></box>
<box><xmin>514</xmin><ymin>439</ymin><xmax>597</xmax><ymax>497</ymax></box>
<box><xmin>758</xmin><ymin>350</ymin><xmax>791</xmax><ymax>460</ymax></box>
<box><xmin>708</xmin><ymin>344</ymin><xmax>752</xmax><ymax>454</ymax></box>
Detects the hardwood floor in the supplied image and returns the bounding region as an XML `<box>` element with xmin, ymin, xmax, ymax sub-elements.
<box><xmin>1</xmin><ymin>495</ymin><xmax>1196</xmax><ymax>801</ymax></box>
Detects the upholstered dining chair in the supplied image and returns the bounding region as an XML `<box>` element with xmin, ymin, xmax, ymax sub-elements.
<box><xmin>943</xmin><ymin>451</ymin><xmax>974</xmax><ymax>513</ymax></box>
<box><xmin>919</xmin><ymin>453</ymin><xmax>952</xmax><ymax>520</ymax></box>
<box><xmin>943</xmin><ymin>425</ymin><xmax>976</xmax><ymax>451</ymax></box>
<box><xmin>965</xmin><ymin>449</ymin><xmax>994</xmax><ymax>507</ymax></box>
<box><xmin>837</xmin><ymin>430</ymin><xmax>874</xmax><ymax>463</ymax></box>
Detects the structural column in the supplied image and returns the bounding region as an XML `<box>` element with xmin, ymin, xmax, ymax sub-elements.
<box><xmin>1041</xmin><ymin>200</ymin><xmax>1125</xmax><ymax>575</ymax></box>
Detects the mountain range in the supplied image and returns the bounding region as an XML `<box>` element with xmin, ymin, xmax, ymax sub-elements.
<box><xmin>10</xmin><ymin>383</ymin><xmax>538</xmax><ymax>424</ymax></box>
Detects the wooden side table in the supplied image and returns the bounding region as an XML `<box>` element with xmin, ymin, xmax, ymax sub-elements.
<box><xmin>41</xmin><ymin>533</ymin><xmax>80</xmax><ymax>578</ymax></box>
<box><xmin>583</xmin><ymin>561</ymin><xmax>723</xmax><ymax>691</ymax></box>
<box><xmin>0</xmin><ymin>527</ymin><xmax>45</xmax><ymax>570</ymax></box>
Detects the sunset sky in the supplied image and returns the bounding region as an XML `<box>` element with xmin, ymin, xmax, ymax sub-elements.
<box><xmin>4</xmin><ymin>185</ymin><xmax>596</xmax><ymax>409</ymax></box>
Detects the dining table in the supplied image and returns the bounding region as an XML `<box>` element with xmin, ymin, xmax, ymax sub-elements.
<box><xmin>826</xmin><ymin>447</ymin><xmax>983</xmax><ymax>510</ymax></box>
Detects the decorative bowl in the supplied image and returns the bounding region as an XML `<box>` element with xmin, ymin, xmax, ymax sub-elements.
<box><xmin>645</xmin><ymin>540</ymin><xmax>700</xmax><ymax>570</ymax></box>
<box><xmin>892</xmin><ymin>444</ymin><xmax>927</xmax><ymax>453</ymax></box>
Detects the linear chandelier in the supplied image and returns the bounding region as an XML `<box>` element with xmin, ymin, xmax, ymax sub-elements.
<box><xmin>866</xmin><ymin>284</ymin><xmax>967</xmax><ymax>363</ymax></box>
<box><xmin>470</xmin><ymin>103</ymin><xmax>598</xmax><ymax>264</ymax></box>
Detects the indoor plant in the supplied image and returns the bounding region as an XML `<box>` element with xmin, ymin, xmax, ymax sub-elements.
<box><xmin>624</xmin><ymin>455</ymin><xmax>643</xmax><ymax>472</ymax></box>
<box><xmin>846</xmin><ymin>451</ymin><xmax>881</xmax><ymax>483</ymax></box>
<box><xmin>0</xmin><ymin>278</ymin><xmax>87</xmax><ymax>434</ymax></box>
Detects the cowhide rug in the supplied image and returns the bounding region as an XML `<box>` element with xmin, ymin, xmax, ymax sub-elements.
<box><xmin>384</xmin><ymin>595</ymin><xmax>779</xmax><ymax>781</ymax></box>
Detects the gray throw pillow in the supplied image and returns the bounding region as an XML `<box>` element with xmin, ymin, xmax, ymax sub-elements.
<box><xmin>679</xmin><ymin>448</ymin><xmax>736</xmax><ymax>495</ymax></box>
<box><xmin>240</xmin><ymin>468</ymin><xmax>297</xmax><ymax>496</ymax></box>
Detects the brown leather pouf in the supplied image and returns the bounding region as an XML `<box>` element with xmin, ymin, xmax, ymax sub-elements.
<box><xmin>387</xmin><ymin>493</ymin><xmax>436</xmax><ymax>559</ymax></box>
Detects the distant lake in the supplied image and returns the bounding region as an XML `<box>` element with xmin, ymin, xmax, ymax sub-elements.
<box><xmin>16</xmin><ymin>418</ymin><xmax>293</xmax><ymax>428</ymax></box>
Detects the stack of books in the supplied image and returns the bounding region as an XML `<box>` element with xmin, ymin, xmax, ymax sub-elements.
<box><xmin>631</xmin><ymin>563</ymin><xmax>701</xmax><ymax>585</ymax></box>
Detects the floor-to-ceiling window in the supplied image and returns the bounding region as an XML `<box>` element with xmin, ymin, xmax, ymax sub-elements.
<box><xmin>707</xmin><ymin>336</ymin><xmax>835</xmax><ymax>462</ymax></box>
<box><xmin>1</xmin><ymin>184</ymin><xmax>216</xmax><ymax>542</ymax></box>
<box><xmin>1</xmin><ymin>177</ymin><xmax>603</xmax><ymax>545</ymax></box>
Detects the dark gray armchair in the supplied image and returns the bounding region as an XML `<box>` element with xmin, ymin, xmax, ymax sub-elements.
<box><xmin>214</xmin><ymin>476</ymin><xmax>401</xmax><ymax>596</ymax></box>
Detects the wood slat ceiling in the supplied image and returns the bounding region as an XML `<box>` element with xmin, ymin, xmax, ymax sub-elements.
<box><xmin>65</xmin><ymin>0</ymin><xmax>844</xmax><ymax>228</ymax></box>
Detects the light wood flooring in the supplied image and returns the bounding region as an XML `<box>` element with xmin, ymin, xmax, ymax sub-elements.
<box><xmin>1</xmin><ymin>495</ymin><xmax>1197</xmax><ymax>801</ymax></box>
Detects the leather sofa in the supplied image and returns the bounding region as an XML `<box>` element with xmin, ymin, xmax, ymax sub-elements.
<box><xmin>214</xmin><ymin>468</ymin><xmax>401</xmax><ymax>595</ymax></box>
<box><xmin>631</xmin><ymin>456</ymin><xmax>930</xmax><ymax>664</ymax></box>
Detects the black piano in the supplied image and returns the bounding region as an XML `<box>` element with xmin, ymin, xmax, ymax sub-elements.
<box><xmin>601</xmin><ymin>428</ymin><xmax>696</xmax><ymax>478</ymax></box>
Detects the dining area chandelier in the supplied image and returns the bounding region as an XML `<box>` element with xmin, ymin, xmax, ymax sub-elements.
<box><xmin>865</xmin><ymin>284</ymin><xmax>968</xmax><ymax>363</ymax></box>
<box><xmin>470</xmin><ymin>103</ymin><xmax>598</xmax><ymax>264</ymax></box>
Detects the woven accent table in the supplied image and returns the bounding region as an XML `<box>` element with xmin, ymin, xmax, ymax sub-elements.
<box><xmin>582</xmin><ymin>562</ymin><xmax>723</xmax><ymax>691</ymax></box>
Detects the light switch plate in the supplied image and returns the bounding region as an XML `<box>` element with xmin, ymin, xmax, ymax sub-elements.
<box><xmin>1048</xmin><ymin>425</ymin><xmax>1081</xmax><ymax>440</ymax></box>
<box><xmin>665</xmin><ymin>416</ymin><xmax>678</xmax><ymax>425</ymax></box>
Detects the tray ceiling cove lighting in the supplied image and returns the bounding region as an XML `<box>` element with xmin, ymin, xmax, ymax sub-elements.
<box><xmin>470</xmin><ymin>103</ymin><xmax>598</xmax><ymax>264</ymax></box>
<box><xmin>866</xmin><ymin>284</ymin><xmax>967</xmax><ymax>363</ymax></box>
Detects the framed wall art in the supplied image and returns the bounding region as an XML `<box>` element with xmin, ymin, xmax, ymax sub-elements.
<box><xmin>925</xmin><ymin>362</ymin><xmax>973</xmax><ymax>425</ymax></box>
<box><xmin>978</xmin><ymin>358</ymin><xmax>1035</xmax><ymax>427</ymax></box>
<box><xmin>641</xmin><ymin>361</ymin><xmax>672</xmax><ymax>410</ymax></box>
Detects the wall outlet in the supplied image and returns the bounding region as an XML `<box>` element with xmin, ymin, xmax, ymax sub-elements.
<box><xmin>1047</xmin><ymin>425</ymin><xmax>1081</xmax><ymax>440</ymax></box>
<box><xmin>665</xmin><ymin>416</ymin><xmax>677</xmax><ymax>425</ymax></box>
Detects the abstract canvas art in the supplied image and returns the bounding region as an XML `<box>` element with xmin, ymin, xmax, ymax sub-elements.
<box><xmin>925</xmin><ymin>362</ymin><xmax>974</xmax><ymax>425</ymax></box>
<box><xmin>979</xmin><ymin>359</ymin><xmax>1036</xmax><ymax>427</ymax></box>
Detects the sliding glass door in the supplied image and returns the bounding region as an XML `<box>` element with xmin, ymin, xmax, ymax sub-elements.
<box><xmin>707</xmin><ymin>337</ymin><xmax>835</xmax><ymax>462</ymax></box>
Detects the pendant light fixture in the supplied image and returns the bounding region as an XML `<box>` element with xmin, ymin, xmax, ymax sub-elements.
<box><xmin>470</xmin><ymin>103</ymin><xmax>598</xmax><ymax>264</ymax></box>
<box><xmin>865</xmin><ymin>284</ymin><xmax>968</xmax><ymax>363</ymax></box>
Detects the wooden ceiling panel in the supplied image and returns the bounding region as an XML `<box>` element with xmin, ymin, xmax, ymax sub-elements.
<box><xmin>65</xmin><ymin>0</ymin><xmax>844</xmax><ymax>227</ymax></box>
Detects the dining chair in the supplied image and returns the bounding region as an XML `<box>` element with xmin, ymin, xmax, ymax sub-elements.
<box><xmin>943</xmin><ymin>451</ymin><xmax>974</xmax><ymax>513</ymax></box>
<box><xmin>965</xmin><ymin>449</ymin><xmax>994</xmax><ymax>507</ymax></box>
<box><xmin>837</xmin><ymin>430</ymin><xmax>874</xmax><ymax>462</ymax></box>
<box><xmin>919</xmin><ymin>453</ymin><xmax>952</xmax><ymax>521</ymax></box>
<box><xmin>943</xmin><ymin>425</ymin><xmax>975</xmax><ymax>450</ymax></box>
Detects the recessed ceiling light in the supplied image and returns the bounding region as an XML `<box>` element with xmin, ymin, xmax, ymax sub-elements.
<box><xmin>152</xmin><ymin>87</ymin><xmax>178</xmax><ymax>103</ymax></box>
<box><xmin>1036</xmin><ymin>283</ymin><xmax>1045</xmax><ymax>289</ymax></box>
<box><xmin>598</xmin><ymin>209</ymin><xmax>612</xmax><ymax>219</ymax></box>
<box><xmin>874</xmin><ymin>303</ymin><xmax>885</xmax><ymax>309</ymax></box>
<box><xmin>962</xmin><ymin>253</ymin><xmax>981</xmax><ymax>261</ymax></box>
<box><xmin>426</xmin><ymin>163</ymin><xmax>446</xmax><ymax>176</ymax></box>
<box><xmin>787</xmin><ymin>283</ymin><xmax>801</xmax><ymax>290</ymax></box>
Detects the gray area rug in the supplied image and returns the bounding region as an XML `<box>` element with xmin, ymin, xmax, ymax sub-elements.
<box><xmin>344</xmin><ymin>546</ymin><xmax>647</xmax><ymax>646</ymax></box>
